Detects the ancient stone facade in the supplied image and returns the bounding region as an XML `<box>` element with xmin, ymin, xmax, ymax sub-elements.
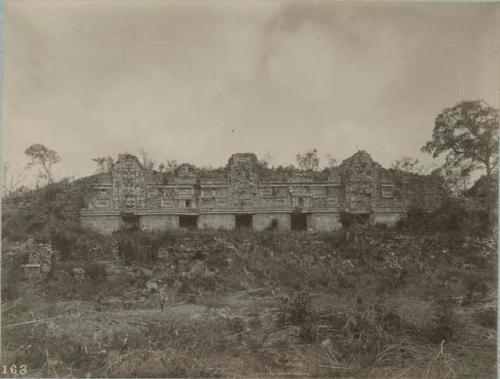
<box><xmin>80</xmin><ymin>151</ymin><xmax>447</xmax><ymax>234</ymax></box>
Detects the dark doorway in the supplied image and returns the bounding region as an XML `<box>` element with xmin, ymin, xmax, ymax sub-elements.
<box><xmin>235</xmin><ymin>214</ymin><xmax>253</xmax><ymax>230</ymax></box>
<box><xmin>179</xmin><ymin>215</ymin><xmax>198</xmax><ymax>230</ymax></box>
<box><xmin>291</xmin><ymin>213</ymin><xmax>308</xmax><ymax>231</ymax></box>
<box><xmin>340</xmin><ymin>212</ymin><xmax>370</xmax><ymax>228</ymax></box>
<box><xmin>355</xmin><ymin>213</ymin><xmax>370</xmax><ymax>224</ymax></box>
<box><xmin>121</xmin><ymin>213</ymin><xmax>140</xmax><ymax>231</ymax></box>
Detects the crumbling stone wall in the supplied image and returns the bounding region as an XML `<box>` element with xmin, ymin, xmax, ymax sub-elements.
<box><xmin>339</xmin><ymin>150</ymin><xmax>447</xmax><ymax>214</ymax></box>
<box><xmin>141</xmin><ymin>214</ymin><xmax>179</xmax><ymax>231</ymax></box>
<box><xmin>81</xmin><ymin>214</ymin><xmax>123</xmax><ymax>234</ymax></box>
<box><xmin>112</xmin><ymin>154</ymin><xmax>147</xmax><ymax>210</ymax></box>
<box><xmin>227</xmin><ymin>153</ymin><xmax>259</xmax><ymax>209</ymax></box>
<box><xmin>371</xmin><ymin>212</ymin><xmax>402</xmax><ymax>226</ymax></box>
<box><xmin>198</xmin><ymin>214</ymin><xmax>235</xmax><ymax>230</ymax></box>
<box><xmin>26</xmin><ymin>239</ymin><xmax>54</xmax><ymax>273</ymax></box>
<box><xmin>252</xmin><ymin>213</ymin><xmax>291</xmax><ymax>231</ymax></box>
<box><xmin>73</xmin><ymin>235</ymin><xmax>118</xmax><ymax>257</ymax></box>
<box><xmin>81</xmin><ymin>151</ymin><xmax>447</xmax><ymax>232</ymax></box>
<box><xmin>199</xmin><ymin>180</ymin><xmax>229</xmax><ymax>209</ymax></box>
<box><xmin>339</xmin><ymin>150</ymin><xmax>381</xmax><ymax>212</ymax></box>
<box><xmin>309</xmin><ymin>213</ymin><xmax>342</xmax><ymax>232</ymax></box>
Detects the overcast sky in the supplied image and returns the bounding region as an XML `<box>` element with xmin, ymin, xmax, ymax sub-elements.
<box><xmin>3</xmin><ymin>1</ymin><xmax>500</xmax><ymax>183</ymax></box>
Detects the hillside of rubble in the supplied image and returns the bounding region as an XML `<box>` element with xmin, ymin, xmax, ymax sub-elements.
<box><xmin>1</xmin><ymin>204</ymin><xmax>497</xmax><ymax>378</ymax></box>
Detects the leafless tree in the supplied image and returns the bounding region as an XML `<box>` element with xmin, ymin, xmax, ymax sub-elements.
<box><xmin>140</xmin><ymin>149</ymin><xmax>155</xmax><ymax>171</ymax></box>
<box><xmin>325</xmin><ymin>153</ymin><xmax>338</xmax><ymax>168</ymax></box>
<box><xmin>2</xmin><ymin>161</ymin><xmax>28</xmax><ymax>197</ymax></box>
<box><xmin>296</xmin><ymin>149</ymin><xmax>320</xmax><ymax>171</ymax></box>
<box><xmin>165</xmin><ymin>159</ymin><xmax>178</xmax><ymax>177</ymax></box>
<box><xmin>92</xmin><ymin>157</ymin><xmax>107</xmax><ymax>174</ymax></box>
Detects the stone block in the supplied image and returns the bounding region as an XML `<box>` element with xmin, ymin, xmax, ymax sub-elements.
<box><xmin>309</xmin><ymin>213</ymin><xmax>342</xmax><ymax>232</ymax></box>
<box><xmin>198</xmin><ymin>214</ymin><xmax>235</xmax><ymax>230</ymax></box>
<box><xmin>371</xmin><ymin>212</ymin><xmax>402</xmax><ymax>226</ymax></box>
<box><xmin>252</xmin><ymin>213</ymin><xmax>291</xmax><ymax>231</ymax></box>
<box><xmin>81</xmin><ymin>215</ymin><xmax>122</xmax><ymax>234</ymax></box>
<box><xmin>141</xmin><ymin>214</ymin><xmax>179</xmax><ymax>231</ymax></box>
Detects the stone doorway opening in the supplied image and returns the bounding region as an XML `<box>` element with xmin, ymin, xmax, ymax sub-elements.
<box><xmin>291</xmin><ymin>213</ymin><xmax>308</xmax><ymax>231</ymax></box>
<box><xmin>235</xmin><ymin>214</ymin><xmax>253</xmax><ymax>230</ymax></box>
<box><xmin>340</xmin><ymin>212</ymin><xmax>371</xmax><ymax>228</ymax></box>
<box><xmin>179</xmin><ymin>215</ymin><xmax>198</xmax><ymax>230</ymax></box>
<box><xmin>354</xmin><ymin>213</ymin><xmax>370</xmax><ymax>224</ymax></box>
<box><xmin>121</xmin><ymin>213</ymin><xmax>140</xmax><ymax>231</ymax></box>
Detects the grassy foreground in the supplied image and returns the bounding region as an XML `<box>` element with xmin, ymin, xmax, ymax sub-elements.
<box><xmin>1</xmin><ymin>225</ymin><xmax>497</xmax><ymax>378</ymax></box>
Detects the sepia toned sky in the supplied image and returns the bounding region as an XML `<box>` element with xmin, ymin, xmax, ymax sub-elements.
<box><xmin>3</xmin><ymin>1</ymin><xmax>500</xmax><ymax>183</ymax></box>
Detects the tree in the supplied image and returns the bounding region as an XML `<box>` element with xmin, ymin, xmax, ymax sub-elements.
<box><xmin>445</xmin><ymin>160</ymin><xmax>474</xmax><ymax>195</ymax></box>
<box><xmin>24</xmin><ymin>144</ymin><xmax>61</xmax><ymax>184</ymax></box>
<box><xmin>262</xmin><ymin>152</ymin><xmax>274</xmax><ymax>168</ymax></box>
<box><xmin>256</xmin><ymin>153</ymin><xmax>274</xmax><ymax>175</ymax></box>
<box><xmin>391</xmin><ymin>156</ymin><xmax>427</xmax><ymax>175</ymax></box>
<box><xmin>92</xmin><ymin>157</ymin><xmax>107</xmax><ymax>174</ymax></box>
<box><xmin>296</xmin><ymin>149</ymin><xmax>320</xmax><ymax>171</ymax></box>
<box><xmin>105</xmin><ymin>157</ymin><xmax>114</xmax><ymax>172</ymax></box>
<box><xmin>422</xmin><ymin>100</ymin><xmax>499</xmax><ymax>229</ymax></box>
<box><xmin>2</xmin><ymin>162</ymin><xmax>28</xmax><ymax>198</ymax></box>
<box><xmin>430</xmin><ymin>163</ymin><xmax>473</xmax><ymax>197</ymax></box>
<box><xmin>325</xmin><ymin>153</ymin><xmax>338</xmax><ymax>168</ymax></box>
<box><xmin>165</xmin><ymin>159</ymin><xmax>178</xmax><ymax>177</ymax></box>
<box><xmin>139</xmin><ymin>149</ymin><xmax>155</xmax><ymax>171</ymax></box>
<box><xmin>92</xmin><ymin>157</ymin><xmax>113</xmax><ymax>174</ymax></box>
<box><xmin>466</xmin><ymin>173</ymin><xmax>499</xmax><ymax>206</ymax></box>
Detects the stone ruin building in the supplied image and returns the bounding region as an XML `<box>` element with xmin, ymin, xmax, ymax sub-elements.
<box><xmin>80</xmin><ymin>151</ymin><xmax>447</xmax><ymax>234</ymax></box>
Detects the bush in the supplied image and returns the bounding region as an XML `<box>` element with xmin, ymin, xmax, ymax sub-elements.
<box><xmin>340</xmin><ymin>212</ymin><xmax>355</xmax><ymax>229</ymax></box>
<box><xmin>277</xmin><ymin>292</ymin><xmax>315</xmax><ymax>326</ymax></box>
<box><xmin>267</xmin><ymin>219</ymin><xmax>279</xmax><ymax>231</ymax></box>
<box><xmin>85</xmin><ymin>262</ymin><xmax>107</xmax><ymax>282</ymax></box>
<box><xmin>51</xmin><ymin>230</ymin><xmax>73</xmax><ymax>260</ymax></box>
<box><xmin>396</xmin><ymin>207</ymin><xmax>430</xmax><ymax>230</ymax></box>
<box><xmin>463</xmin><ymin>273</ymin><xmax>490</xmax><ymax>305</ymax></box>
<box><xmin>397</xmin><ymin>201</ymin><xmax>489</xmax><ymax>235</ymax></box>
<box><xmin>474</xmin><ymin>307</ymin><xmax>496</xmax><ymax>328</ymax></box>
<box><xmin>430</xmin><ymin>200</ymin><xmax>469</xmax><ymax>232</ymax></box>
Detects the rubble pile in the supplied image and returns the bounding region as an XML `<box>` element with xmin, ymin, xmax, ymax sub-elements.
<box><xmin>2</xmin><ymin>239</ymin><xmax>54</xmax><ymax>278</ymax></box>
<box><xmin>26</xmin><ymin>238</ymin><xmax>54</xmax><ymax>273</ymax></box>
<box><xmin>2</xmin><ymin>239</ymin><xmax>31</xmax><ymax>257</ymax></box>
<box><xmin>74</xmin><ymin>236</ymin><xmax>118</xmax><ymax>258</ymax></box>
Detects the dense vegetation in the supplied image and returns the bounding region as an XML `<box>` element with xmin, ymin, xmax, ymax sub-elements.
<box><xmin>1</xmin><ymin>182</ymin><xmax>496</xmax><ymax>377</ymax></box>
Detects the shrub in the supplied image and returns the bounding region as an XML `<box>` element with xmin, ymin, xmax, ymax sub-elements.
<box><xmin>277</xmin><ymin>292</ymin><xmax>315</xmax><ymax>326</ymax></box>
<box><xmin>396</xmin><ymin>207</ymin><xmax>429</xmax><ymax>230</ymax></box>
<box><xmin>397</xmin><ymin>201</ymin><xmax>488</xmax><ymax>236</ymax></box>
<box><xmin>267</xmin><ymin>219</ymin><xmax>279</xmax><ymax>231</ymax></box>
<box><xmin>463</xmin><ymin>273</ymin><xmax>490</xmax><ymax>305</ymax></box>
<box><xmin>85</xmin><ymin>262</ymin><xmax>107</xmax><ymax>282</ymax></box>
<box><xmin>430</xmin><ymin>200</ymin><xmax>469</xmax><ymax>232</ymax></box>
<box><xmin>340</xmin><ymin>212</ymin><xmax>355</xmax><ymax>229</ymax></box>
<box><xmin>206</xmin><ymin>246</ymin><xmax>229</xmax><ymax>270</ymax></box>
<box><xmin>474</xmin><ymin>306</ymin><xmax>496</xmax><ymax>328</ymax></box>
<box><xmin>426</xmin><ymin>299</ymin><xmax>459</xmax><ymax>344</ymax></box>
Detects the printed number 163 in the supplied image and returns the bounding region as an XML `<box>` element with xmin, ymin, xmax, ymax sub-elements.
<box><xmin>2</xmin><ymin>365</ymin><xmax>28</xmax><ymax>375</ymax></box>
